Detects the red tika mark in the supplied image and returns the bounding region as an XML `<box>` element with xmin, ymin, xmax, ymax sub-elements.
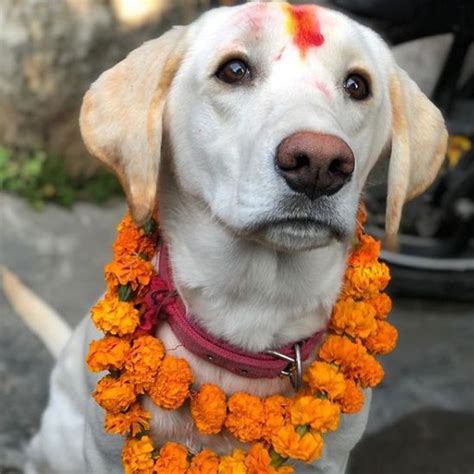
<box><xmin>284</xmin><ymin>4</ymin><xmax>324</xmax><ymax>57</ymax></box>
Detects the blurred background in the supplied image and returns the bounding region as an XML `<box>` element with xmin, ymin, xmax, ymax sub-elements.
<box><xmin>0</xmin><ymin>0</ymin><xmax>473</xmax><ymax>472</ymax></box>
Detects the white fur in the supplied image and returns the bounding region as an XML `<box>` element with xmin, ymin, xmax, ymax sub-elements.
<box><xmin>8</xmin><ymin>2</ymin><xmax>446</xmax><ymax>473</ymax></box>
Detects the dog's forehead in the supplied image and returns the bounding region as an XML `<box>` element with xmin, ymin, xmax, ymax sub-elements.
<box><xmin>192</xmin><ymin>2</ymin><xmax>358</xmax><ymax>57</ymax></box>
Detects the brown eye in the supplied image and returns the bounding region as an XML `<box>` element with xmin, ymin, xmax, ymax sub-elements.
<box><xmin>216</xmin><ymin>59</ymin><xmax>250</xmax><ymax>84</ymax></box>
<box><xmin>343</xmin><ymin>73</ymin><xmax>370</xmax><ymax>100</ymax></box>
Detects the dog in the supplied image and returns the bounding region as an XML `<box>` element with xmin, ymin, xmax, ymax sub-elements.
<box><xmin>2</xmin><ymin>1</ymin><xmax>447</xmax><ymax>472</ymax></box>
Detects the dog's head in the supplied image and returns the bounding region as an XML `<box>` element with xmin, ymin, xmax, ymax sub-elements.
<box><xmin>80</xmin><ymin>1</ymin><xmax>447</xmax><ymax>252</ymax></box>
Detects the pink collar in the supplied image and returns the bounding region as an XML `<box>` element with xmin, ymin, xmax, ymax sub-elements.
<box><xmin>141</xmin><ymin>243</ymin><xmax>324</xmax><ymax>384</ymax></box>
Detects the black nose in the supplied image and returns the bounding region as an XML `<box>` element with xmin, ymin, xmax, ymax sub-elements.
<box><xmin>276</xmin><ymin>132</ymin><xmax>355</xmax><ymax>199</ymax></box>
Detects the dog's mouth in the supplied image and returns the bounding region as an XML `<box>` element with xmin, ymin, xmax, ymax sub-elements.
<box><xmin>244</xmin><ymin>217</ymin><xmax>347</xmax><ymax>252</ymax></box>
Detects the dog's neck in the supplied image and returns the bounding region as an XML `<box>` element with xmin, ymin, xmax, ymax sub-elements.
<box><xmin>159</xmin><ymin>164</ymin><xmax>349</xmax><ymax>353</ymax></box>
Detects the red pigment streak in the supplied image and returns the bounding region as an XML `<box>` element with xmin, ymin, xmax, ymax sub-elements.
<box><xmin>285</xmin><ymin>5</ymin><xmax>324</xmax><ymax>57</ymax></box>
<box><xmin>314</xmin><ymin>79</ymin><xmax>331</xmax><ymax>98</ymax></box>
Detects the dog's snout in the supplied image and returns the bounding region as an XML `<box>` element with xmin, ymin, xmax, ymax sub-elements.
<box><xmin>276</xmin><ymin>132</ymin><xmax>354</xmax><ymax>200</ymax></box>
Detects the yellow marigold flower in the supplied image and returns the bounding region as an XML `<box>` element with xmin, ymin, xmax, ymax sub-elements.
<box><xmin>290</xmin><ymin>397</ymin><xmax>340</xmax><ymax>433</ymax></box>
<box><xmin>272</xmin><ymin>425</ymin><xmax>323</xmax><ymax>464</ymax></box>
<box><xmin>91</xmin><ymin>297</ymin><xmax>140</xmax><ymax>336</ymax></box>
<box><xmin>104</xmin><ymin>402</ymin><xmax>151</xmax><ymax>436</ymax></box>
<box><xmin>330</xmin><ymin>298</ymin><xmax>377</xmax><ymax>340</ymax></box>
<box><xmin>366</xmin><ymin>293</ymin><xmax>392</xmax><ymax>319</ymax></box>
<box><xmin>153</xmin><ymin>442</ymin><xmax>188</xmax><ymax>473</ymax></box>
<box><xmin>86</xmin><ymin>336</ymin><xmax>131</xmax><ymax>372</ymax></box>
<box><xmin>191</xmin><ymin>384</ymin><xmax>227</xmax><ymax>435</ymax></box>
<box><xmin>125</xmin><ymin>335</ymin><xmax>165</xmax><ymax>393</ymax></box>
<box><xmin>218</xmin><ymin>449</ymin><xmax>247</xmax><ymax>474</ymax></box>
<box><xmin>122</xmin><ymin>435</ymin><xmax>154</xmax><ymax>474</ymax></box>
<box><xmin>93</xmin><ymin>375</ymin><xmax>136</xmax><ymax>414</ymax></box>
<box><xmin>303</xmin><ymin>361</ymin><xmax>346</xmax><ymax>401</ymax></box>
<box><xmin>188</xmin><ymin>449</ymin><xmax>220</xmax><ymax>474</ymax></box>
<box><xmin>339</xmin><ymin>379</ymin><xmax>364</xmax><ymax>414</ymax></box>
<box><xmin>225</xmin><ymin>392</ymin><xmax>265</xmax><ymax>443</ymax></box>
<box><xmin>262</xmin><ymin>395</ymin><xmax>290</xmax><ymax>441</ymax></box>
<box><xmin>349</xmin><ymin>234</ymin><xmax>380</xmax><ymax>266</ymax></box>
<box><xmin>148</xmin><ymin>355</ymin><xmax>194</xmax><ymax>410</ymax></box>
<box><xmin>105</xmin><ymin>254</ymin><xmax>154</xmax><ymax>290</ymax></box>
<box><xmin>343</xmin><ymin>261</ymin><xmax>390</xmax><ymax>298</ymax></box>
<box><xmin>365</xmin><ymin>320</ymin><xmax>398</xmax><ymax>355</ymax></box>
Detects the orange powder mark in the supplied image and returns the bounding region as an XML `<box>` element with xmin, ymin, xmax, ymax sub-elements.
<box><xmin>284</xmin><ymin>4</ymin><xmax>324</xmax><ymax>57</ymax></box>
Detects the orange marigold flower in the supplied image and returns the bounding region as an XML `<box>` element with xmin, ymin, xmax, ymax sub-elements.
<box><xmin>153</xmin><ymin>442</ymin><xmax>188</xmax><ymax>474</ymax></box>
<box><xmin>105</xmin><ymin>254</ymin><xmax>154</xmax><ymax>290</ymax></box>
<box><xmin>188</xmin><ymin>449</ymin><xmax>220</xmax><ymax>474</ymax></box>
<box><xmin>104</xmin><ymin>402</ymin><xmax>151</xmax><ymax>436</ymax></box>
<box><xmin>91</xmin><ymin>296</ymin><xmax>140</xmax><ymax>336</ymax></box>
<box><xmin>343</xmin><ymin>261</ymin><xmax>390</xmax><ymax>298</ymax></box>
<box><xmin>148</xmin><ymin>355</ymin><xmax>194</xmax><ymax>410</ymax></box>
<box><xmin>330</xmin><ymin>298</ymin><xmax>377</xmax><ymax>340</ymax></box>
<box><xmin>113</xmin><ymin>217</ymin><xmax>156</xmax><ymax>259</ymax></box>
<box><xmin>365</xmin><ymin>320</ymin><xmax>398</xmax><ymax>355</ymax></box>
<box><xmin>290</xmin><ymin>397</ymin><xmax>340</xmax><ymax>433</ymax></box>
<box><xmin>354</xmin><ymin>353</ymin><xmax>385</xmax><ymax>388</ymax></box>
<box><xmin>319</xmin><ymin>335</ymin><xmax>384</xmax><ymax>387</ymax></box>
<box><xmin>366</xmin><ymin>293</ymin><xmax>392</xmax><ymax>319</ymax></box>
<box><xmin>318</xmin><ymin>335</ymin><xmax>367</xmax><ymax>376</ymax></box>
<box><xmin>339</xmin><ymin>379</ymin><xmax>364</xmax><ymax>414</ymax></box>
<box><xmin>262</xmin><ymin>395</ymin><xmax>290</xmax><ymax>441</ymax></box>
<box><xmin>272</xmin><ymin>425</ymin><xmax>323</xmax><ymax>464</ymax></box>
<box><xmin>303</xmin><ymin>361</ymin><xmax>346</xmax><ymax>400</ymax></box>
<box><xmin>125</xmin><ymin>335</ymin><xmax>165</xmax><ymax>393</ymax></box>
<box><xmin>244</xmin><ymin>443</ymin><xmax>294</xmax><ymax>474</ymax></box>
<box><xmin>225</xmin><ymin>392</ymin><xmax>265</xmax><ymax>443</ymax></box>
<box><xmin>191</xmin><ymin>384</ymin><xmax>227</xmax><ymax>435</ymax></box>
<box><xmin>349</xmin><ymin>234</ymin><xmax>380</xmax><ymax>266</ymax></box>
<box><xmin>86</xmin><ymin>336</ymin><xmax>130</xmax><ymax>372</ymax></box>
<box><xmin>244</xmin><ymin>443</ymin><xmax>272</xmax><ymax>474</ymax></box>
<box><xmin>122</xmin><ymin>435</ymin><xmax>154</xmax><ymax>474</ymax></box>
<box><xmin>93</xmin><ymin>375</ymin><xmax>136</xmax><ymax>414</ymax></box>
<box><xmin>117</xmin><ymin>213</ymin><xmax>138</xmax><ymax>233</ymax></box>
<box><xmin>113</xmin><ymin>224</ymin><xmax>143</xmax><ymax>255</ymax></box>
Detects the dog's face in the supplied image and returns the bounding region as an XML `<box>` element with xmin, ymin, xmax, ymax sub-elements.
<box><xmin>80</xmin><ymin>2</ymin><xmax>447</xmax><ymax>252</ymax></box>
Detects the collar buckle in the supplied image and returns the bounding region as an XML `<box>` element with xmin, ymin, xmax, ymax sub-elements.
<box><xmin>266</xmin><ymin>343</ymin><xmax>302</xmax><ymax>391</ymax></box>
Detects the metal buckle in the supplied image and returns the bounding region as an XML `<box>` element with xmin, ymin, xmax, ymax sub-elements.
<box><xmin>266</xmin><ymin>343</ymin><xmax>302</xmax><ymax>390</ymax></box>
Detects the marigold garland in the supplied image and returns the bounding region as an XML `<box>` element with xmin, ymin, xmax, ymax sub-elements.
<box><xmin>86</xmin><ymin>205</ymin><xmax>397</xmax><ymax>472</ymax></box>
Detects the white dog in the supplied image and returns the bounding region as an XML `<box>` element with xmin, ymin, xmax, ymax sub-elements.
<box><xmin>3</xmin><ymin>1</ymin><xmax>447</xmax><ymax>473</ymax></box>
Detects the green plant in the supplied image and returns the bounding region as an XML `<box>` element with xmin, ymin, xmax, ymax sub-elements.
<box><xmin>0</xmin><ymin>147</ymin><xmax>122</xmax><ymax>209</ymax></box>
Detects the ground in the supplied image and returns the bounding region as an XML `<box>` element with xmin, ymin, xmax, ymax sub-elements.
<box><xmin>1</xmin><ymin>192</ymin><xmax>473</xmax><ymax>473</ymax></box>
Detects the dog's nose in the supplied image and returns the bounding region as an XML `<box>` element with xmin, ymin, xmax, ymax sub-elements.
<box><xmin>276</xmin><ymin>132</ymin><xmax>354</xmax><ymax>199</ymax></box>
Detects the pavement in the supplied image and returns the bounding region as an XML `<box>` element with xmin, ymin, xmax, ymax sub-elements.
<box><xmin>1</xmin><ymin>192</ymin><xmax>473</xmax><ymax>473</ymax></box>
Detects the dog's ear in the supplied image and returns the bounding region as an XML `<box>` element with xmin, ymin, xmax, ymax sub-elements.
<box><xmin>385</xmin><ymin>66</ymin><xmax>448</xmax><ymax>245</ymax></box>
<box><xmin>80</xmin><ymin>27</ymin><xmax>189</xmax><ymax>224</ymax></box>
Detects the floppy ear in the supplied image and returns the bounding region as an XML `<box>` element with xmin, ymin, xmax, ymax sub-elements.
<box><xmin>385</xmin><ymin>66</ymin><xmax>448</xmax><ymax>243</ymax></box>
<box><xmin>80</xmin><ymin>27</ymin><xmax>189</xmax><ymax>225</ymax></box>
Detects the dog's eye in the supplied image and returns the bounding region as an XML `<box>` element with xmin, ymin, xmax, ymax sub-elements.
<box><xmin>343</xmin><ymin>73</ymin><xmax>370</xmax><ymax>100</ymax></box>
<box><xmin>216</xmin><ymin>59</ymin><xmax>250</xmax><ymax>84</ymax></box>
